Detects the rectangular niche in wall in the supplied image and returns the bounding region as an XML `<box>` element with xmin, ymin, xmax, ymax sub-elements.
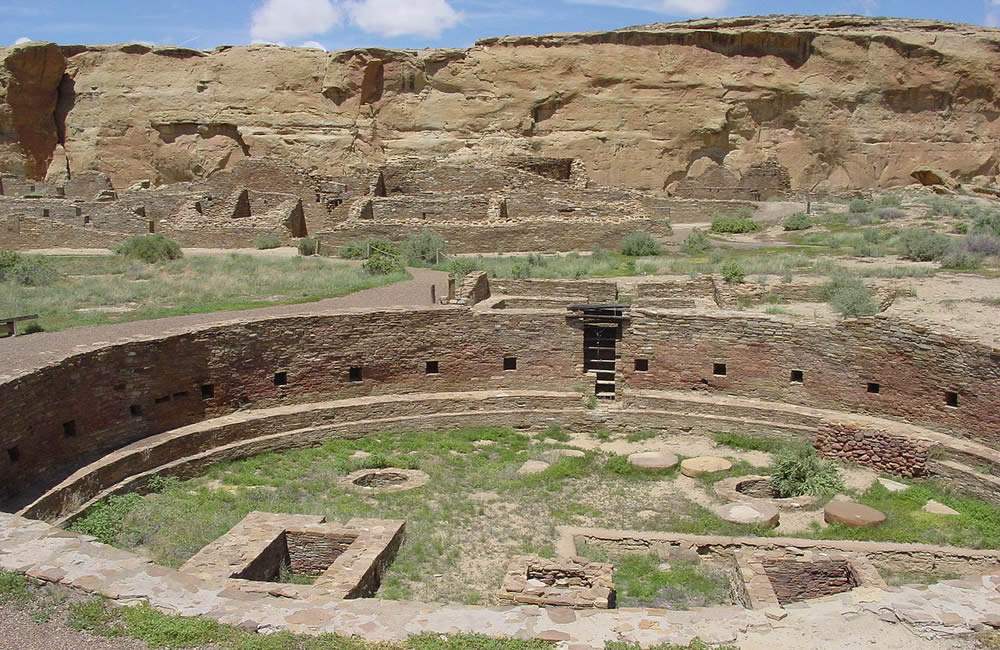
<box><xmin>945</xmin><ymin>391</ymin><xmax>959</xmax><ymax>408</ymax></box>
<box><xmin>349</xmin><ymin>366</ymin><xmax>362</xmax><ymax>382</ymax></box>
<box><xmin>130</xmin><ymin>405</ymin><xmax>143</xmax><ymax>418</ymax></box>
<box><xmin>790</xmin><ymin>370</ymin><xmax>804</xmax><ymax>383</ymax></box>
<box><xmin>62</xmin><ymin>420</ymin><xmax>77</xmax><ymax>438</ymax></box>
<box><xmin>425</xmin><ymin>361</ymin><xmax>439</xmax><ymax>374</ymax></box>
<box><xmin>201</xmin><ymin>384</ymin><xmax>215</xmax><ymax>399</ymax></box>
<box><xmin>634</xmin><ymin>359</ymin><xmax>649</xmax><ymax>372</ymax></box>
<box><xmin>274</xmin><ymin>371</ymin><xmax>288</xmax><ymax>386</ymax></box>
<box><xmin>713</xmin><ymin>363</ymin><xmax>727</xmax><ymax>376</ymax></box>
<box><xmin>867</xmin><ymin>383</ymin><xmax>881</xmax><ymax>394</ymax></box>
<box><xmin>503</xmin><ymin>357</ymin><xmax>517</xmax><ymax>371</ymax></box>
<box><xmin>7</xmin><ymin>446</ymin><xmax>19</xmax><ymax>463</ymax></box>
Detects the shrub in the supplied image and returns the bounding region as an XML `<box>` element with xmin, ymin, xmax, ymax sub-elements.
<box><xmin>21</xmin><ymin>322</ymin><xmax>44</xmax><ymax>335</ymax></box>
<box><xmin>963</xmin><ymin>232</ymin><xmax>1000</xmax><ymax>257</ymax></box>
<box><xmin>338</xmin><ymin>241</ymin><xmax>368</xmax><ymax>259</ymax></box>
<box><xmin>680</xmin><ymin>229</ymin><xmax>712</xmax><ymax>255</ymax></box>
<box><xmin>621</xmin><ymin>231</ymin><xmax>662</xmax><ymax>256</ymax></box>
<box><xmin>770</xmin><ymin>446</ymin><xmax>844</xmax><ymax>498</ymax></box>
<box><xmin>848</xmin><ymin>198</ymin><xmax>870</xmax><ymax>214</ymax></box>
<box><xmin>782</xmin><ymin>212</ymin><xmax>812</xmax><ymax>231</ymax></box>
<box><xmin>254</xmin><ymin>234</ymin><xmax>281</xmax><ymax>250</ymax></box>
<box><xmin>898</xmin><ymin>228</ymin><xmax>950</xmax><ymax>261</ymax></box>
<box><xmin>297</xmin><ymin>237</ymin><xmax>318</xmax><ymax>256</ymax></box>
<box><xmin>875</xmin><ymin>207</ymin><xmax>905</xmax><ymax>221</ymax></box>
<box><xmin>873</xmin><ymin>194</ymin><xmax>902</xmax><ymax>208</ymax></box>
<box><xmin>953</xmin><ymin>221</ymin><xmax>969</xmax><ymax>234</ymax></box>
<box><xmin>720</xmin><ymin>260</ymin><xmax>745</xmax><ymax>284</ymax></box>
<box><xmin>710</xmin><ymin>213</ymin><xmax>761</xmax><ymax>234</ymax></box>
<box><xmin>402</xmin><ymin>230</ymin><xmax>446</xmax><ymax>264</ymax></box>
<box><xmin>0</xmin><ymin>249</ymin><xmax>22</xmax><ymax>274</ymax></box>
<box><xmin>448</xmin><ymin>257</ymin><xmax>482</xmax><ymax>278</ymax></box>
<box><xmin>823</xmin><ymin>272</ymin><xmax>878</xmax><ymax>318</ymax></box>
<box><xmin>1</xmin><ymin>255</ymin><xmax>58</xmax><ymax>286</ymax></box>
<box><xmin>939</xmin><ymin>250</ymin><xmax>983</xmax><ymax>270</ymax></box>
<box><xmin>362</xmin><ymin>252</ymin><xmax>404</xmax><ymax>275</ymax></box>
<box><xmin>112</xmin><ymin>234</ymin><xmax>182</xmax><ymax>263</ymax></box>
<box><xmin>973</xmin><ymin>211</ymin><xmax>1000</xmax><ymax>238</ymax></box>
<box><xmin>69</xmin><ymin>493</ymin><xmax>144</xmax><ymax>545</ymax></box>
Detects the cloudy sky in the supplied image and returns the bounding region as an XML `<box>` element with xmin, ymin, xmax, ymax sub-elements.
<box><xmin>3</xmin><ymin>0</ymin><xmax>995</xmax><ymax>51</ymax></box>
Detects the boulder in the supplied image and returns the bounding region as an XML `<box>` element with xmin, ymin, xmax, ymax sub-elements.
<box><xmin>911</xmin><ymin>166</ymin><xmax>960</xmax><ymax>190</ymax></box>
<box><xmin>824</xmin><ymin>501</ymin><xmax>886</xmax><ymax>527</ymax></box>
<box><xmin>715</xmin><ymin>502</ymin><xmax>779</xmax><ymax>528</ymax></box>
<box><xmin>876</xmin><ymin>477</ymin><xmax>909</xmax><ymax>493</ymax></box>
<box><xmin>518</xmin><ymin>460</ymin><xmax>550</xmax><ymax>475</ymax></box>
<box><xmin>627</xmin><ymin>451</ymin><xmax>678</xmax><ymax>471</ymax></box>
<box><xmin>922</xmin><ymin>500</ymin><xmax>959</xmax><ymax>516</ymax></box>
<box><xmin>680</xmin><ymin>456</ymin><xmax>732</xmax><ymax>478</ymax></box>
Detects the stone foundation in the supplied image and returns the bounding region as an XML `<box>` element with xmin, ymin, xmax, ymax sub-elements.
<box><xmin>498</xmin><ymin>556</ymin><xmax>615</xmax><ymax>609</ymax></box>
<box><xmin>815</xmin><ymin>420</ymin><xmax>935</xmax><ymax>478</ymax></box>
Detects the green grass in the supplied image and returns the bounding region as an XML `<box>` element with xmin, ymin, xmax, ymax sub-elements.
<box><xmin>578</xmin><ymin>546</ymin><xmax>730</xmax><ymax>610</ymax></box>
<box><xmin>0</xmin><ymin>569</ymin><xmax>34</xmax><ymax>604</ymax></box>
<box><xmin>65</xmin><ymin>596</ymin><xmax>556</xmax><ymax>649</ymax></box>
<box><xmin>812</xmin><ymin>481</ymin><xmax>1000</xmax><ymax>548</ymax></box>
<box><xmin>0</xmin><ymin>254</ymin><xmax>408</xmax><ymax>331</ymax></box>
<box><xmin>712</xmin><ymin>432</ymin><xmax>788</xmax><ymax>454</ymax></box>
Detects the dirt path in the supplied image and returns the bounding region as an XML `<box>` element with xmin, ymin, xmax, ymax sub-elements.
<box><xmin>2</xmin><ymin>263</ymin><xmax>449</xmax><ymax>376</ymax></box>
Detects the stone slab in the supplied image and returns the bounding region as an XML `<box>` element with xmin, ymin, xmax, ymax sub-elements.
<box><xmin>627</xmin><ymin>451</ymin><xmax>678</xmax><ymax>471</ymax></box>
<box><xmin>680</xmin><ymin>456</ymin><xmax>732</xmax><ymax>478</ymax></box>
<box><xmin>824</xmin><ymin>502</ymin><xmax>887</xmax><ymax>528</ymax></box>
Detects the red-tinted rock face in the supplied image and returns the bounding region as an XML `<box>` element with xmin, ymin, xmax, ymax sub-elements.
<box><xmin>0</xmin><ymin>42</ymin><xmax>66</xmax><ymax>179</ymax></box>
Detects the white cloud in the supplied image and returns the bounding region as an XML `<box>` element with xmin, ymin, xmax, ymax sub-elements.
<box><xmin>14</xmin><ymin>36</ymin><xmax>32</xmax><ymax>44</ymax></box>
<box><xmin>346</xmin><ymin>0</ymin><xmax>462</xmax><ymax>37</ymax></box>
<box><xmin>566</xmin><ymin>0</ymin><xmax>729</xmax><ymax>16</ymax></box>
<box><xmin>300</xmin><ymin>40</ymin><xmax>327</xmax><ymax>49</ymax></box>
<box><xmin>250</xmin><ymin>0</ymin><xmax>343</xmax><ymax>41</ymax></box>
<box><xmin>989</xmin><ymin>0</ymin><xmax>1000</xmax><ymax>27</ymax></box>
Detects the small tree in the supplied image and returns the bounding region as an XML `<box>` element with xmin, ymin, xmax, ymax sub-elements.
<box><xmin>402</xmin><ymin>230</ymin><xmax>446</xmax><ymax>264</ymax></box>
<box><xmin>721</xmin><ymin>260</ymin><xmax>745</xmax><ymax>284</ymax></box>
<box><xmin>112</xmin><ymin>234</ymin><xmax>182</xmax><ymax>263</ymax></box>
<box><xmin>297</xmin><ymin>237</ymin><xmax>318</xmax><ymax>256</ymax></box>
<box><xmin>621</xmin><ymin>231</ymin><xmax>662</xmax><ymax>256</ymax></box>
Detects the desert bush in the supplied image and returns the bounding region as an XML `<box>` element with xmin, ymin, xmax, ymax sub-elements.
<box><xmin>338</xmin><ymin>241</ymin><xmax>367</xmax><ymax>259</ymax></box>
<box><xmin>621</xmin><ymin>231</ymin><xmax>662</xmax><ymax>256</ymax></box>
<box><xmin>112</xmin><ymin>234</ymin><xmax>182</xmax><ymax>263</ymax></box>
<box><xmin>710</xmin><ymin>213</ymin><xmax>762</xmax><ymax>234</ymax></box>
<box><xmin>0</xmin><ymin>249</ymin><xmax>21</xmax><ymax>274</ymax></box>
<box><xmin>783</xmin><ymin>212</ymin><xmax>812</xmax><ymax>231</ymax></box>
<box><xmin>4</xmin><ymin>256</ymin><xmax>58</xmax><ymax>286</ymax></box>
<box><xmin>253</xmin><ymin>234</ymin><xmax>281</xmax><ymax>250</ymax></box>
<box><xmin>973</xmin><ymin>212</ymin><xmax>1000</xmax><ymax>238</ymax></box>
<box><xmin>448</xmin><ymin>257</ymin><xmax>482</xmax><ymax>278</ymax></box>
<box><xmin>962</xmin><ymin>232</ymin><xmax>1000</xmax><ymax>257</ymax></box>
<box><xmin>771</xmin><ymin>446</ymin><xmax>844</xmax><ymax>498</ymax></box>
<box><xmin>875</xmin><ymin>207</ymin><xmax>905</xmax><ymax>221</ymax></box>
<box><xmin>680</xmin><ymin>229</ymin><xmax>712</xmax><ymax>255</ymax></box>
<box><xmin>953</xmin><ymin>222</ymin><xmax>969</xmax><ymax>234</ymax></box>
<box><xmin>362</xmin><ymin>252</ymin><xmax>404</xmax><ymax>275</ymax></box>
<box><xmin>823</xmin><ymin>272</ymin><xmax>878</xmax><ymax>318</ymax></box>
<box><xmin>898</xmin><ymin>228</ymin><xmax>950</xmax><ymax>261</ymax></box>
<box><xmin>848</xmin><ymin>212</ymin><xmax>876</xmax><ymax>226</ymax></box>
<box><xmin>873</xmin><ymin>194</ymin><xmax>902</xmax><ymax>208</ymax></box>
<box><xmin>720</xmin><ymin>260</ymin><xmax>745</xmax><ymax>284</ymax></box>
<box><xmin>848</xmin><ymin>198</ymin><xmax>870</xmax><ymax>214</ymax></box>
<box><xmin>939</xmin><ymin>250</ymin><xmax>983</xmax><ymax>270</ymax></box>
<box><xmin>21</xmin><ymin>322</ymin><xmax>44</xmax><ymax>335</ymax></box>
<box><xmin>402</xmin><ymin>229</ymin><xmax>446</xmax><ymax>264</ymax></box>
<box><xmin>297</xmin><ymin>237</ymin><xmax>318</xmax><ymax>256</ymax></box>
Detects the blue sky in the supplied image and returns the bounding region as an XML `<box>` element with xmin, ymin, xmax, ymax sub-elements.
<box><xmin>3</xmin><ymin>0</ymin><xmax>995</xmax><ymax>51</ymax></box>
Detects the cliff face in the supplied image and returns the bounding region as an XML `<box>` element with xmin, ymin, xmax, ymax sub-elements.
<box><xmin>1</xmin><ymin>15</ymin><xmax>998</xmax><ymax>192</ymax></box>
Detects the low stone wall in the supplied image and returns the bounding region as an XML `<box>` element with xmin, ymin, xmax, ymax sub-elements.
<box><xmin>497</xmin><ymin>556</ymin><xmax>615</xmax><ymax>609</ymax></box>
<box><xmin>815</xmin><ymin>420</ymin><xmax>935</xmax><ymax>478</ymax></box>
<box><xmin>490</xmin><ymin>277</ymin><xmax>617</xmax><ymax>301</ymax></box>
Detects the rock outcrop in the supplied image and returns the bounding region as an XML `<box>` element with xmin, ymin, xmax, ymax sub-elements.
<box><xmin>0</xmin><ymin>16</ymin><xmax>998</xmax><ymax>192</ymax></box>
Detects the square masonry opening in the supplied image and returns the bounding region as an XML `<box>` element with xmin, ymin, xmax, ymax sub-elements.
<box><xmin>867</xmin><ymin>382</ymin><xmax>881</xmax><ymax>394</ymax></box>
<box><xmin>7</xmin><ymin>446</ymin><xmax>20</xmax><ymax>463</ymax></box>
<box><xmin>790</xmin><ymin>369</ymin><xmax>804</xmax><ymax>383</ymax></box>
<box><xmin>713</xmin><ymin>363</ymin><xmax>727</xmax><ymax>376</ymax></box>
<box><xmin>62</xmin><ymin>420</ymin><xmax>77</xmax><ymax>438</ymax></box>
<box><xmin>425</xmin><ymin>361</ymin><xmax>439</xmax><ymax>374</ymax></box>
<box><xmin>349</xmin><ymin>366</ymin><xmax>363</xmax><ymax>382</ymax></box>
<box><xmin>946</xmin><ymin>391</ymin><xmax>959</xmax><ymax>408</ymax></box>
<box><xmin>201</xmin><ymin>384</ymin><xmax>214</xmax><ymax>399</ymax></box>
<box><xmin>634</xmin><ymin>359</ymin><xmax>648</xmax><ymax>372</ymax></box>
<box><xmin>274</xmin><ymin>371</ymin><xmax>288</xmax><ymax>386</ymax></box>
<box><xmin>231</xmin><ymin>530</ymin><xmax>359</xmax><ymax>585</ymax></box>
<box><xmin>130</xmin><ymin>405</ymin><xmax>142</xmax><ymax>418</ymax></box>
<box><xmin>762</xmin><ymin>559</ymin><xmax>859</xmax><ymax>606</ymax></box>
<box><xmin>503</xmin><ymin>357</ymin><xmax>517</xmax><ymax>371</ymax></box>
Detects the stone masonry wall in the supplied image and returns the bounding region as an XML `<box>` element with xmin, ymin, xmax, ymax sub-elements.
<box><xmin>489</xmin><ymin>278</ymin><xmax>617</xmax><ymax>301</ymax></box>
<box><xmin>762</xmin><ymin>559</ymin><xmax>858</xmax><ymax>605</ymax></box>
<box><xmin>286</xmin><ymin>531</ymin><xmax>358</xmax><ymax>575</ymax></box>
<box><xmin>815</xmin><ymin>421</ymin><xmax>934</xmax><ymax>478</ymax></box>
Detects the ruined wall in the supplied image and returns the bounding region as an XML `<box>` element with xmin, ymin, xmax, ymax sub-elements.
<box><xmin>619</xmin><ymin>310</ymin><xmax>1000</xmax><ymax>445</ymax></box>
<box><xmin>814</xmin><ymin>421</ymin><xmax>934</xmax><ymax>478</ymax></box>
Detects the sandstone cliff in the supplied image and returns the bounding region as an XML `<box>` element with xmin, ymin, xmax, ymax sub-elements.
<box><xmin>1</xmin><ymin>15</ymin><xmax>998</xmax><ymax>192</ymax></box>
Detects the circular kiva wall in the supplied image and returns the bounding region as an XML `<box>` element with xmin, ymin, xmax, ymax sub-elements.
<box><xmin>2</xmin><ymin>305</ymin><xmax>1000</xmax><ymax>520</ymax></box>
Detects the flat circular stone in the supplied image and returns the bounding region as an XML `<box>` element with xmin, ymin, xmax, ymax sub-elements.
<box><xmin>680</xmin><ymin>456</ymin><xmax>733</xmax><ymax>478</ymax></box>
<box><xmin>627</xmin><ymin>451</ymin><xmax>678</xmax><ymax>470</ymax></box>
<box><xmin>824</xmin><ymin>501</ymin><xmax>887</xmax><ymax>527</ymax></box>
<box><xmin>518</xmin><ymin>460</ymin><xmax>550</xmax><ymax>475</ymax></box>
<box><xmin>715</xmin><ymin>502</ymin><xmax>779</xmax><ymax>528</ymax></box>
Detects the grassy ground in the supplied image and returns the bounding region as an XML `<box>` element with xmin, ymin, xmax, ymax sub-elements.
<box><xmin>69</xmin><ymin>427</ymin><xmax>1000</xmax><ymax>609</ymax></box>
<box><xmin>0</xmin><ymin>254</ymin><xmax>409</xmax><ymax>332</ymax></box>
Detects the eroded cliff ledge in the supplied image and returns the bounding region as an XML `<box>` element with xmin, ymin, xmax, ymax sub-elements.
<box><xmin>1</xmin><ymin>15</ymin><xmax>998</xmax><ymax>192</ymax></box>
